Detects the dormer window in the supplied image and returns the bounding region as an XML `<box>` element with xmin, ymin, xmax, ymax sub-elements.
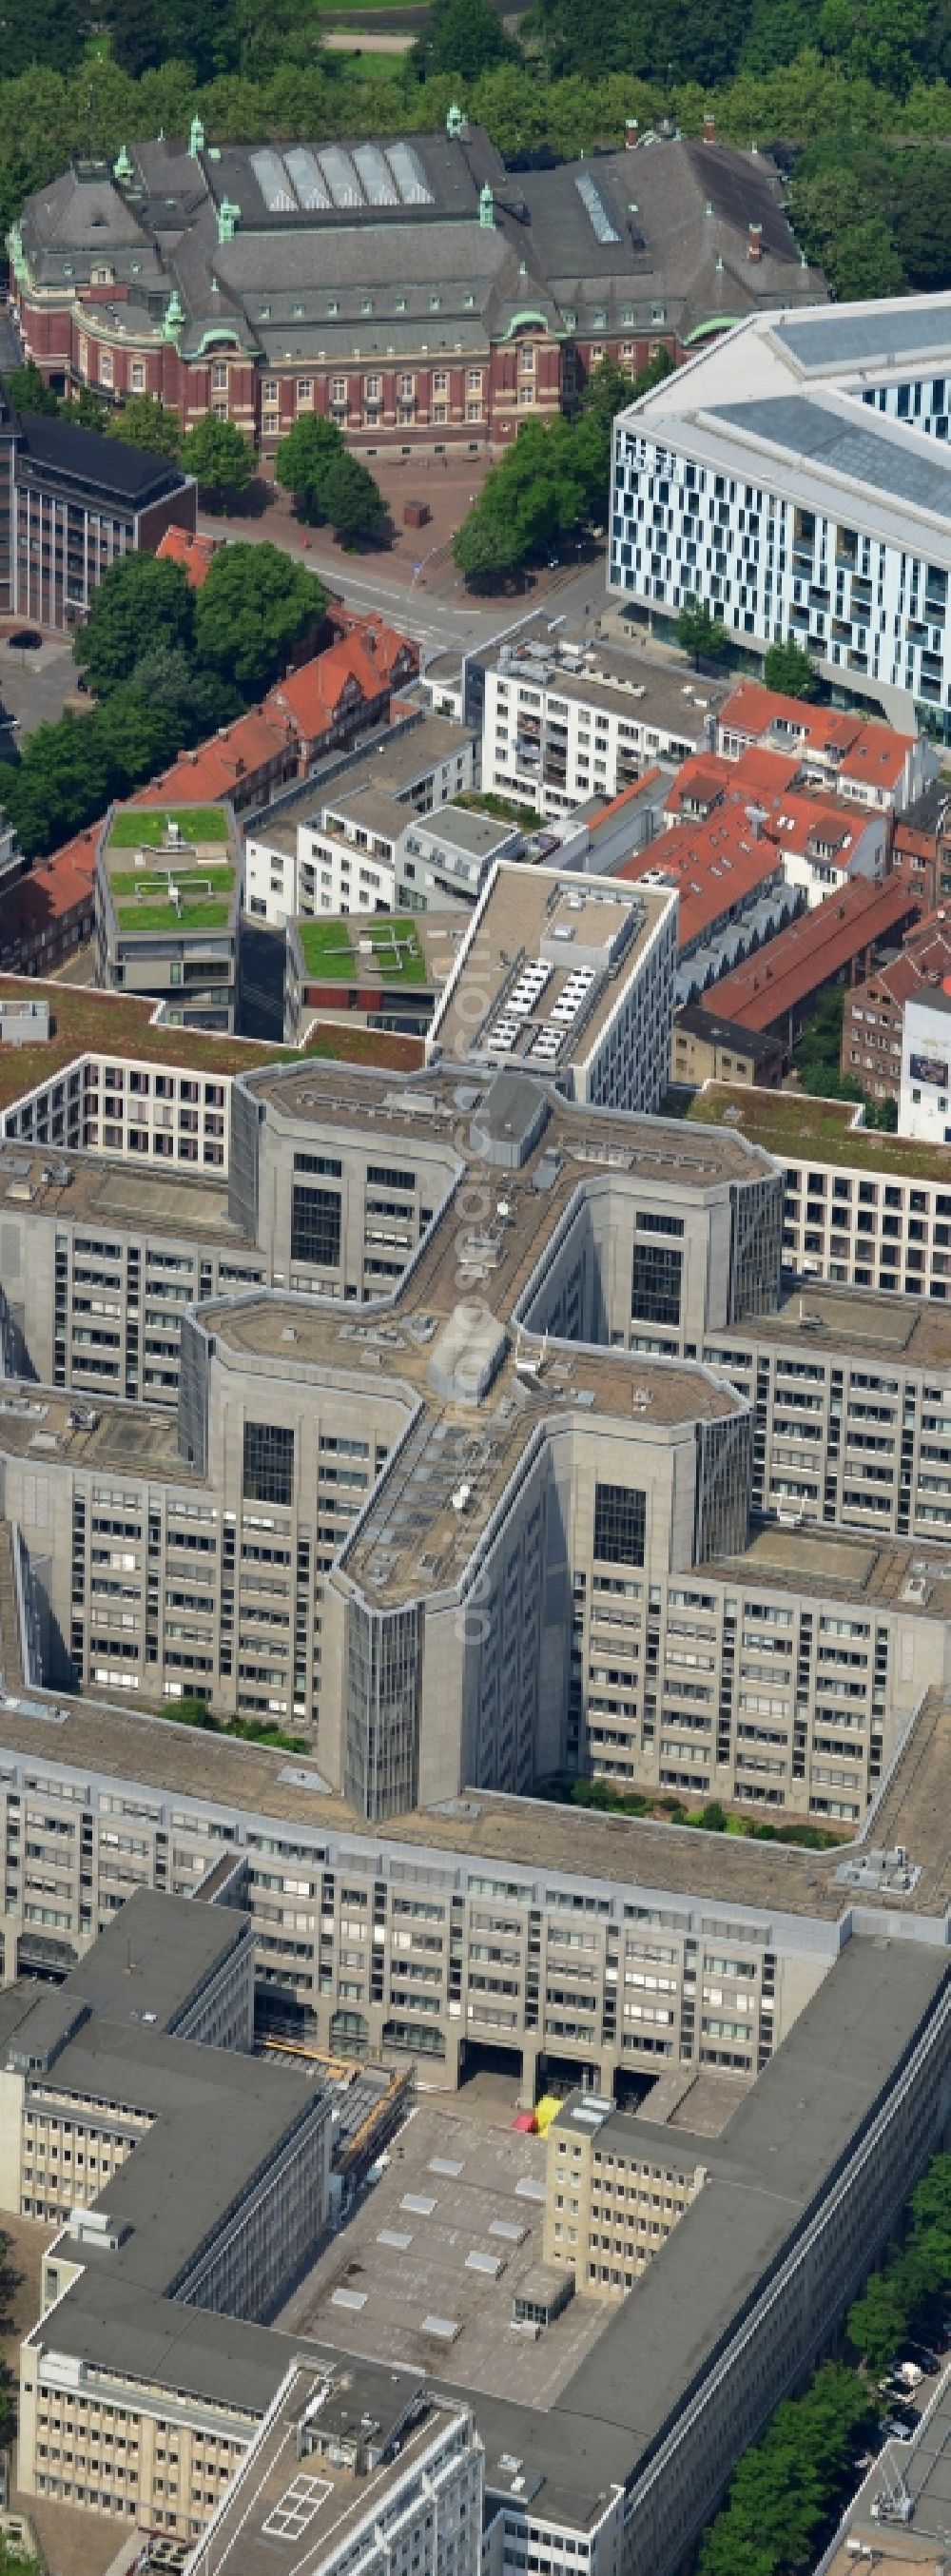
<box><xmin>91</xmin><ymin>264</ymin><xmax>114</xmax><ymax>286</ymax></box>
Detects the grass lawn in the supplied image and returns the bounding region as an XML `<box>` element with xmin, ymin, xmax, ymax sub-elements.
<box><xmin>689</xmin><ymin>1083</ymin><xmax>951</xmax><ymax>1182</ymax></box>
<box><xmin>114</xmin><ymin>864</ymin><xmax>235</xmax><ymax>933</ymax></box>
<box><xmin>118</xmin><ymin>897</ymin><xmax>232</xmax><ymax>932</ymax></box>
<box><xmin>298</xmin><ymin>913</ymin><xmax>427</xmax><ymax>984</ymax></box>
<box><xmin>108</xmin><ymin>807</ymin><xmax>230</xmax><ymax>849</ymax></box>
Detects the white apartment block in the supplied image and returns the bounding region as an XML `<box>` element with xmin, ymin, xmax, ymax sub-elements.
<box><xmin>900</xmin><ymin>988</ymin><xmax>951</xmax><ymax>1142</ymax></box>
<box><xmin>476</xmin><ymin>627</ymin><xmax>722</xmax><ymax>821</ymax></box>
<box><xmin>243</xmin><ymin>715</ymin><xmax>477</xmax><ymax>927</ymax></box>
<box><xmin>427</xmin><ymin>863</ymin><xmax>677</xmax><ymax>1110</ymax></box>
<box><xmin>610</xmin><ymin>292</ymin><xmax>951</xmax><ymax>735</ymax></box>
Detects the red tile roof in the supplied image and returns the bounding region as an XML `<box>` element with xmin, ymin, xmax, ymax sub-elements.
<box><xmin>850</xmin><ymin>909</ymin><xmax>951</xmax><ymax>1010</ymax></box>
<box><xmin>718</xmin><ymin>682</ymin><xmax>915</xmax><ymax>790</ymax></box>
<box><xmin>134</xmin><ymin>708</ymin><xmax>289</xmax><ymax>806</ymax></box>
<box><xmin>621</xmin><ymin>753</ymin><xmax>878</xmax><ymax>949</ymax></box>
<box><xmin>329</xmin><ymin>605</ymin><xmax>418</xmax><ymax>685</ymax></box>
<box><xmin>155</xmin><ymin>526</ymin><xmax>219</xmax><ymax>589</ymax></box>
<box><xmin>839</xmin><ymin>731</ymin><xmax>914</xmax><ymax>790</ymax></box>
<box><xmin>265</xmin><ymin>636</ymin><xmax>379</xmax><ymax>738</ymax></box>
<box><xmin>588</xmin><ymin>767</ymin><xmax>663</xmax><ymax>834</ymax></box>
<box><xmin>0</xmin><ymin>829</ymin><xmax>96</xmax><ymax>946</ymax></box>
<box><xmin>719</xmin><ymin>680</ymin><xmax>863</xmax><ymax>753</ymax></box>
<box><xmin>665</xmin><ymin>746</ymin><xmax>799</xmax><ymax>819</ymax></box>
<box><xmin>699</xmin><ymin>876</ymin><xmax>919</xmax><ymax>1030</ymax></box>
<box><xmin>619</xmin><ymin>805</ymin><xmax>784</xmax><ymax>948</ymax></box>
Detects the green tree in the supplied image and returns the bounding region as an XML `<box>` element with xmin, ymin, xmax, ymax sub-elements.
<box><xmin>319</xmin><ymin>450</ymin><xmax>389</xmax><ymax>548</ymax></box>
<box><xmin>454</xmin><ymin>491</ymin><xmax>526</xmax><ymax>582</ymax></box>
<box><xmin>764</xmin><ymin>634</ymin><xmax>821</xmax><ymax>696</ymax></box>
<box><xmin>61</xmin><ymin>383</ymin><xmax>107</xmax><ymax>431</ymax></box>
<box><xmin>573</xmin><ymin>345</ymin><xmax>673</xmax><ymax>514</ymax></box>
<box><xmin>412</xmin><ymin>0</ymin><xmax>518</xmax><ymax>78</ymax></box>
<box><xmin>890</xmin><ymin>147</ymin><xmax>951</xmax><ymax>285</ymax></box>
<box><xmin>834</xmin><ymin>214</ymin><xmax>906</xmax><ymax>297</ymax></box>
<box><xmin>676</xmin><ymin>595</ymin><xmax>728</xmax><ymax>669</ymax></box>
<box><xmin>106</xmin><ymin>394</ymin><xmax>181</xmax><ymax>457</ymax></box>
<box><xmin>95</xmin><ymin>685</ymin><xmax>181</xmax><ymax>794</ymax></box>
<box><xmin>180</xmin><ymin>414</ymin><xmax>255</xmax><ymax>512</ymax></box>
<box><xmin>0</xmin><ymin>710</ymin><xmax>113</xmax><ymax>858</ymax></box>
<box><xmin>275</xmin><ymin>411</ymin><xmax>346</xmax><ymax>522</ymax></box>
<box><xmin>127</xmin><ymin>641</ymin><xmax>242</xmax><ymax>739</ymax></box>
<box><xmin>846</xmin><ymin>2267</ymin><xmax>913</xmax><ymax>2371</ymax></box>
<box><xmin>194</xmin><ymin>538</ymin><xmax>324</xmax><ymax>695</ymax></box>
<box><xmin>72</xmin><ymin>553</ymin><xmax>195</xmax><ymax>698</ymax></box>
<box><xmin>6</xmin><ymin>358</ymin><xmax>58</xmax><ymax>417</ymax></box>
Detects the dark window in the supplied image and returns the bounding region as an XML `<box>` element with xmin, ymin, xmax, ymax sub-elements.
<box><xmin>367</xmin><ymin>1163</ymin><xmax>416</xmax><ymax>1192</ymax></box>
<box><xmin>631</xmin><ymin>1239</ymin><xmax>682</xmax><ymax>1325</ymax></box>
<box><xmin>294</xmin><ymin>1152</ymin><xmax>342</xmax><ymax>1177</ymax></box>
<box><xmin>291</xmin><ymin>1183</ymin><xmax>341</xmax><ymax>1267</ymax></box>
<box><xmin>594</xmin><ymin>1483</ymin><xmax>646</xmax><ymax>1567</ymax></box>
<box><xmin>243</xmin><ymin>1422</ymin><xmax>294</xmax><ymax>1507</ymax></box>
<box><xmin>635</xmin><ymin>1211</ymin><xmax>685</xmax><ymax>1239</ymax></box>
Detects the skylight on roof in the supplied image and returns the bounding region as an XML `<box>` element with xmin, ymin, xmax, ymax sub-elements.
<box><xmin>575</xmin><ymin>172</ymin><xmax>619</xmax><ymax>245</ymax></box>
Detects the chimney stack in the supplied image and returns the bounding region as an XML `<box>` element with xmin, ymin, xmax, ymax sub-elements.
<box><xmin>703</xmin><ymin>111</ymin><xmax>715</xmax><ymax>144</ymax></box>
<box><xmin>748</xmin><ymin>222</ymin><xmax>763</xmax><ymax>263</ymax></box>
<box><xmin>625</xmin><ymin>118</ymin><xmax>639</xmax><ymax>148</ymax></box>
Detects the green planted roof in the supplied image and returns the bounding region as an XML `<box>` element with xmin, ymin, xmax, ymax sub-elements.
<box><xmin>297</xmin><ymin>914</ymin><xmax>428</xmax><ymax>986</ymax></box>
<box><xmin>108</xmin><ymin>806</ymin><xmax>230</xmax><ymax>850</ymax></box>
<box><xmin>113</xmin><ymin>864</ymin><xmax>235</xmax><ymax>935</ymax></box>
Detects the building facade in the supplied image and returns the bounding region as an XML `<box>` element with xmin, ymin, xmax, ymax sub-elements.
<box><xmin>10</xmin><ymin>410</ymin><xmax>195</xmax><ymax>633</ymax></box>
<box><xmin>95</xmin><ymin>802</ymin><xmax>241</xmax><ymax>1033</ymax></box>
<box><xmin>10</xmin><ymin>126</ymin><xmax>824</xmax><ymax>459</ymax></box>
<box><xmin>611</xmin><ymin>293</ymin><xmax>951</xmax><ymax>733</ymax></box>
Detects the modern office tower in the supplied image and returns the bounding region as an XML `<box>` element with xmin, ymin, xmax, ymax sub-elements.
<box><xmin>610</xmin><ymin>292</ymin><xmax>951</xmax><ymax>733</ymax></box>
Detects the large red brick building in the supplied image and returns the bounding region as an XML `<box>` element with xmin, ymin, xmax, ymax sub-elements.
<box><xmin>10</xmin><ymin>117</ymin><xmax>825</xmax><ymax>459</ymax></box>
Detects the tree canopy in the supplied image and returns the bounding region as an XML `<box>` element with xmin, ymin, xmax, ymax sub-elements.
<box><xmin>193</xmin><ymin>539</ymin><xmax>324</xmax><ymax>693</ymax></box>
<box><xmin>73</xmin><ymin>553</ymin><xmax>196</xmax><ymax>698</ymax></box>
<box><xmin>275</xmin><ymin>413</ymin><xmax>387</xmax><ymax>543</ymax></box>
<box><xmin>763</xmin><ymin>634</ymin><xmax>821</xmax><ymax>696</ymax></box>
<box><xmin>676</xmin><ymin>596</ymin><xmax>728</xmax><ymax>669</ymax></box>
<box><xmin>412</xmin><ymin>0</ymin><xmax>517</xmax><ymax>82</ymax></box>
<box><xmin>106</xmin><ymin>394</ymin><xmax>181</xmax><ymax>458</ymax></box>
<box><xmin>454</xmin><ymin>351</ymin><xmax>671</xmax><ymax>586</ymax></box>
<box><xmin>180</xmin><ymin>415</ymin><xmax>256</xmax><ymax>512</ymax></box>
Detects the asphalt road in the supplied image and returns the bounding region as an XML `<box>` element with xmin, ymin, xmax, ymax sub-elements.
<box><xmin>198</xmin><ymin>513</ymin><xmax>610</xmax><ymax>660</ymax></box>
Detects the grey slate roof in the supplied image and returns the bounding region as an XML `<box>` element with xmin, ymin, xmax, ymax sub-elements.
<box><xmin>15</xmin><ymin>128</ymin><xmax>825</xmax><ymax>360</ymax></box>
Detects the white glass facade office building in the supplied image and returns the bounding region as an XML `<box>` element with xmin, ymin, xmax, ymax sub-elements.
<box><xmin>610</xmin><ymin>293</ymin><xmax>951</xmax><ymax>736</ymax></box>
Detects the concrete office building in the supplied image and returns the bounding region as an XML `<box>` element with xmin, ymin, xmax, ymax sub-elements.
<box><xmin>689</xmin><ymin>1084</ymin><xmax>951</xmax><ymax>1301</ymax></box>
<box><xmin>95</xmin><ymin>803</ymin><xmax>241</xmax><ymax>1034</ymax></box>
<box><xmin>3</xmin><ymin>1808</ymin><xmax>948</xmax><ymax>2576</ymax></box>
<box><xmin>610</xmin><ymin>291</ymin><xmax>951</xmax><ymax>733</ymax></box>
<box><xmin>7</xmin><ymin>1054</ymin><xmax>951</xmax><ymax>1824</ymax></box>
<box><xmin>185</xmin><ymin>2366</ymin><xmax>484</xmax><ymax>2576</ymax></box>
<box><xmin>2</xmin><ymin>1888</ymin><xmax>331</xmax><ymax>2536</ymax></box>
